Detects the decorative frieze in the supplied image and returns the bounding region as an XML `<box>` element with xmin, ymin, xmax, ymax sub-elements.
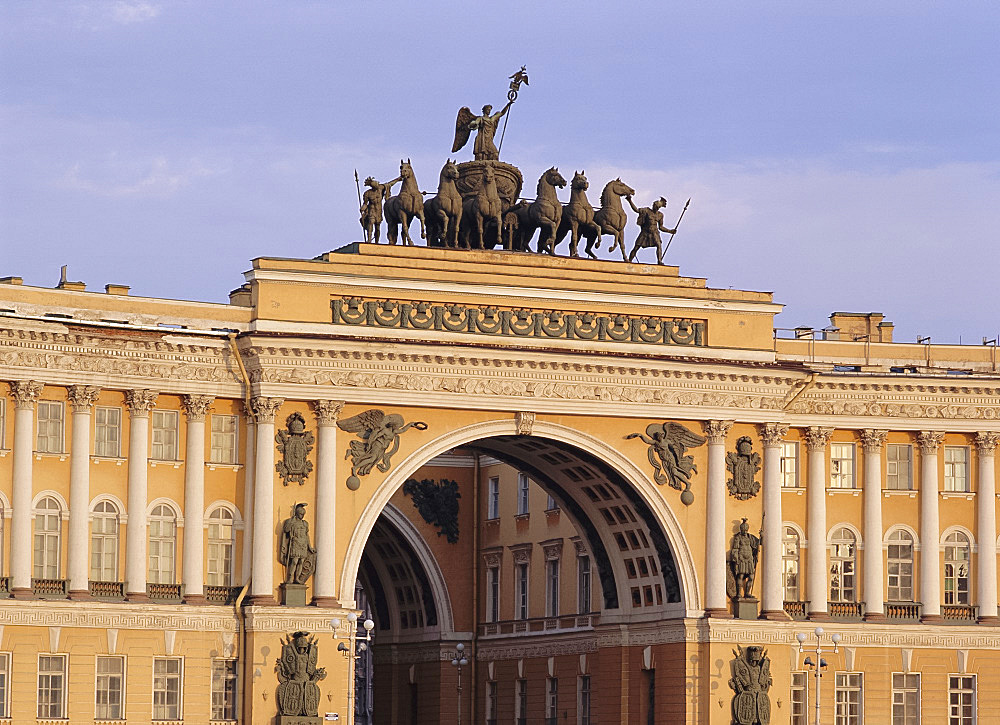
<box><xmin>67</xmin><ymin>384</ymin><xmax>101</xmax><ymax>412</ymax></box>
<box><xmin>508</xmin><ymin>543</ymin><xmax>532</xmax><ymax>565</ymax></box>
<box><xmin>541</xmin><ymin>539</ymin><xmax>564</xmax><ymax>561</ymax></box>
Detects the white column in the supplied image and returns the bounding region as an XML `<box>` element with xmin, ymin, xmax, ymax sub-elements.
<box><xmin>975</xmin><ymin>432</ymin><xmax>1000</xmax><ymax>624</ymax></box>
<box><xmin>861</xmin><ymin>429</ymin><xmax>888</xmax><ymax>621</ymax></box>
<box><xmin>805</xmin><ymin>427</ymin><xmax>834</xmax><ymax>618</ymax></box>
<box><xmin>67</xmin><ymin>385</ymin><xmax>101</xmax><ymax>599</ymax></box>
<box><xmin>240</xmin><ymin>409</ymin><xmax>256</xmax><ymax>585</ymax></box>
<box><xmin>124</xmin><ymin>389</ymin><xmax>158</xmax><ymax>601</ymax></box>
<box><xmin>9</xmin><ymin>380</ymin><xmax>43</xmax><ymax>598</ymax></box>
<box><xmin>918</xmin><ymin>430</ymin><xmax>945</xmax><ymax>622</ymax></box>
<box><xmin>759</xmin><ymin>423</ymin><xmax>789</xmax><ymax>619</ymax></box>
<box><xmin>249</xmin><ymin>397</ymin><xmax>283</xmax><ymax>605</ymax></box>
<box><xmin>181</xmin><ymin>395</ymin><xmax>213</xmax><ymax>604</ymax></box>
<box><xmin>702</xmin><ymin>420</ymin><xmax>733</xmax><ymax>617</ymax></box>
<box><xmin>312</xmin><ymin>400</ymin><xmax>344</xmax><ymax>606</ymax></box>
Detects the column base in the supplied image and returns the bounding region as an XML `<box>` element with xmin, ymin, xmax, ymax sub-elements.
<box><xmin>863</xmin><ymin>612</ymin><xmax>888</xmax><ymax>622</ymax></box>
<box><xmin>920</xmin><ymin>614</ymin><xmax>944</xmax><ymax>624</ymax></box>
<box><xmin>704</xmin><ymin>607</ymin><xmax>733</xmax><ymax>619</ymax></box>
<box><xmin>760</xmin><ymin>609</ymin><xmax>791</xmax><ymax>621</ymax></box>
<box><xmin>978</xmin><ymin>615</ymin><xmax>1000</xmax><ymax>626</ymax></box>
<box><xmin>247</xmin><ymin>594</ymin><xmax>278</xmax><ymax>606</ymax></box>
<box><xmin>311</xmin><ymin>596</ymin><xmax>342</xmax><ymax>608</ymax></box>
<box><xmin>183</xmin><ymin>594</ymin><xmax>208</xmax><ymax>605</ymax></box>
<box><xmin>807</xmin><ymin>611</ymin><xmax>832</xmax><ymax>622</ymax></box>
<box><xmin>67</xmin><ymin>589</ymin><xmax>93</xmax><ymax>601</ymax></box>
<box><xmin>126</xmin><ymin>591</ymin><xmax>150</xmax><ymax>603</ymax></box>
<box><xmin>10</xmin><ymin>587</ymin><xmax>33</xmax><ymax>600</ymax></box>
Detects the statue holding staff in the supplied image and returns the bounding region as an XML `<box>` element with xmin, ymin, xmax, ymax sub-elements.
<box><xmin>452</xmin><ymin>66</ymin><xmax>528</xmax><ymax>161</ymax></box>
<box><xmin>359</xmin><ymin>175</ymin><xmax>401</xmax><ymax>244</ymax></box>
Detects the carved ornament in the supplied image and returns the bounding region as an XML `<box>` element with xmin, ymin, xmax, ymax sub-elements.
<box><xmin>757</xmin><ymin>423</ymin><xmax>789</xmax><ymax>448</ymax></box>
<box><xmin>402</xmin><ymin>478</ymin><xmax>461</xmax><ymax>543</ymax></box>
<box><xmin>276</xmin><ymin>631</ymin><xmax>326</xmax><ymax>717</ymax></box>
<box><xmin>803</xmin><ymin>426</ymin><xmax>834</xmax><ymax>451</ymax></box>
<box><xmin>514</xmin><ymin>411</ymin><xmax>536</xmax><ymax>436</ymax></box>
<box><xmin>917</xmin><ymin>430</ymin><xmax>945</xmax><ymax>454</ymax></box>
<box><xmin>726</xmin><ymin>437</ymin><xmax>761</xmax><ymax>500</ymax></box>
<box><xmin>251</xmin><ymin>396</ymin><xmax>284</xmax><ymax>425</ymax></box>
<box><xmin>310</xmin><ymin>399</ymin><xmax>344</xmax><ymax>427</ymax></box>
<box><xmin>702</xmin><ymin>420</ymin><xmax>734</xmax><ymax>445</ymax></box>
<box><xmin>508</xmin><ymin>543</ymin><xmax>533</xmax><ymax>565</ymax></box>
<box><xmin>275</xmin><ymin>413</ymin><xmax>315</xmax><ymax>485</ymax></box>
<box><xmin>860</xmin><ymin>429</ymin><xmax>889</xmax><ymax>453</ymax></box>
<box><xmin>729</xmin><ymin>644</ymin><xmax>772</xmax><ymax>725</ymax></box>
<box><xmin>626</xmin><ymin>421</ymin><xmax>706</xmax><ymax>505</ymax></box>
<box><xmin>181</xmin><ymin>394</ymin><xmax>214</xmax><ymax>421</ymax></box>
<box><xmin>67</xmin><ymin>384</ymin><xmax>101</xmax><ymax>412</ymax></box>
<box><xmin>124</xmin><ymin>389</ymin><xmax>159</xmax><ymax>416</ymax></box>
<box><xmin>337</xmin><ymin>409</ymin><xmax>428</xmax><ymax>490</ymax></box>
<box><xmin>482</xmin><ymin>548</ymin><xmax>502</xmax><ymax>568</ymax></box>
<box><xmin>541</xmin><ymin>539</ymin><xmax>564</xmax><ymax>561</ymax></box>
<box><xmin>975</xmin><ymin>431</ymin><xmax>1000</xmax><ymax>455</ymax></box>
<box><xmin>10</xmin><ymin>379</ymin><xmax>44</xmax><ymax>408</ymax></box>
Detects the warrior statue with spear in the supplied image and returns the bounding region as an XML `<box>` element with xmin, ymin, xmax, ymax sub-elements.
<box><xmin>357</xmin><ymin>170</ymin><xmax>401</xmax><ymax>243</ymax></box>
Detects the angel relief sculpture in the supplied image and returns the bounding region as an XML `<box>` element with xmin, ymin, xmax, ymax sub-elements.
<box><xmin>337</xmin><ymin>409</ymin><xmax>428</xmax><ymax>490</ymax></box>
<box><xmin>626</xmin><ymin>422</ymin><xmax>707</xmax><ymax>505</ymax></box>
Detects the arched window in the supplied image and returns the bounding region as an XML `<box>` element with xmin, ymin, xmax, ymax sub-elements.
<box><xmin>829</xmin><ymin>527</ymin><xmax>857</xmax><ymax>603</ymax></box>
<box><xmin>148</xmin><ymin>504</ymin><xmax>177</xmax><ymax>584</ymax></box>
<box><xmin>33</xmin><ymin>496</ymin><xmax>62</xmax><ymax>580</ymax></box>
<box><xmin>206</xmin><ymin>507</ymin><xmax>235</xmax><ymax>587</ymax></box>
<box><xmin>944</xmin><ymin>532</ymin><xmax>971</xmax><ymax>605</ymax></box>
<box><xmin>782</xmin><ymin>526</ymin><xmax>800</xmax><ymax>602</ymax></box>
<box><xmin>886</xmin><ymin>530</ymin><xmax>914</xmax><ymax>602</ymax></box>
<box><xmin>90</xmin><ymin>501</ymin><xmax>120</xmax><ymax>582</ymax></box>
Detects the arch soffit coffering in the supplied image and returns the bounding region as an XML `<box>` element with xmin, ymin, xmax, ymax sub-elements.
<box><xmin>339</xmin><ymin>418</ymin><xmax>701</xmax><ymax>615</ymax></box>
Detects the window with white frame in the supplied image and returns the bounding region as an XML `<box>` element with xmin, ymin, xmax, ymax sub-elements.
<box><xmin>153</xmin><ymin>657</ymin><xmax>183</xmax><ymax>721</ymax></box>
<box><xmin>90</xmin><ymin>500</ymin><xmax>120</xmax><ymax>582</ymax></box>
<box><xmin>886</xmin><ymin>530</ymin><xmax>914</xmax><ymax>601</ymax></box>
<box><xmin>517</xmin><ymin>472</ymin><xmax>530</xmax><ymax>515</ymax></box>
<box><xmin>944</xmin><ymin>446</ymin><xmax>970</xmax><ymax>492</ymax></box>
<box><xmin>207</xmin><ymin>507</ymin><xmax>235</xmax><ymax>586</ymax></box>
<box><xmin>95</xmin><ymin>406</ymin><xmax>122</xmax><ymax>458</ymax></box>
<box><xmin>578</xmin><ymin>675</ymin><xmax>591</xmax><ymax>725</ymax></box>
<box><xmin>829</xmin><ymin>527</ymin><xmax>857</xmax><ymax>603</ymax></box>
<box><xmin>36</xmin><ymin>401</ymin><xmax>64</xmax><ymax>453</ymax></box>
<box><xmin>0</xmin><ymin>652</ymin><xmax>9</xmax><ymax>718</ymax></box>
<box><xmin>486</xmin><ymin>565</ymin><xmax>499</xmax><ymax>623</ymax></box>
<box><xmin>948</xmin><ymin>674</ymin><xmax>975</xmax><ymax>725</ymax></box>
<box><xmin>151</xmin><ymin>410</ymin><xmax>179</xmax><ymax>460</ymax></box>
<box><xmin>944</xmin><ymin>532</ymin><xmax>971</xmax><ymax>605</ymax></box>
<box><xmin>780</xmin><ymin>441</ymin><xmax>799</xmax><ymax>487</ymax></box>
<box><xmin>485</xmin><ymin>681</ymin><xmax>497</xmax><ymax>724</ymax></box>
<box><xmin>829</xmin><ymin>443</ymin><xmax>855</xmax><ymax>488</ymax></box>
<box><xmin>790</xmin><ymin>671</ymin><xmax>807</xmax><ymax>725</ymax></box>
<box><xmin>211</xmin><ymin>659</ymin><xmax>238</xmax><ymax>721</ymax></box>
<box><xmin>33</xmin><ymin>496</ymin><xmax>62</xmax><ymax>580</ymax></box>
<box><xmin>546</xmin><ymin>493</ymin><xmax>558</xmax><ymax>511</ymax></box>
<box><xmin>96</xmin><ymin>655</ymin><xmax>125</xmax><ymax>720</ymax></box>
<box><xmin>210</xmin><ymin>414</ymin><xmax>239</xmax><ymax>464</ymax></box>
<box><xmin>515</xmin><ymin>562</ymin><xmax>529</xmax><ymax>620</ymax></box>
<box><xmin>148</xmin><ymin>504</ymin><xmax>177</xmax><ymax>584</ymax></box>
<box><xmin>546</xmin><ymin>677</ymin><xmax>558</xmax><ymax>724</ymax></box>
<box><xmin>577</xmin><ymin>554</ymin><xmax>592</xmax><ymax>614</ymax></box>
<box><xmin>546</xmin><ymin>558</ymin><xmax>560</xmax><ymax>617</ymax></box>
<box><xmin>891</xmin><ymin>672</ymin><xmax>919</xmax><ymax>725</ymax></box>
<box><xmin>487</xmin><ymin>476</ymin><xmax>500</xmax><ymax>519</ymax></box>
<box><xmin>886</xmin><ymin>444</ymin><xmax>913</xmax><ymax>490</ymax></box>
<box><xmin>516</xmin><ymin>679</ymin><xmax>528</xmax><ymax>725</ymax></box>
<box><xmin>782</xmin><ymin>526</ymin><xmax>800</xmax><ymax>601</ymax></box>
<box><xmin>37</xmin><ymin>654</ymin><xmax>67</xmax><ymax>718</ymax></box>
<box><xmin>835</xmin><ymin>672</ymin><xmax>863</xmax><ymax>725</ymax></box>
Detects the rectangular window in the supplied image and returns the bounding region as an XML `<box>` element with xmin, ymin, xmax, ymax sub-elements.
<box><xmin>517</xmin><ymin>472</ymin><xmax>530</xmax><ymax>515</ymax></box>
<box><xmin>546</xmin><ymin>494</ymin><xmax>558</xmax><ymax>511</ymax></box>
<box><xmin>37</xmin><ymin>654</ymin><xmax>67</xmax><ymax>719</ymax></box>
<box><xmin>830</xmin><ymin>443</ymin><xmax>856</xmax><ymax>488</ymax></box>
<box><xmin>485</xmin><ymin>681</ymin><xmax>497</xmax><ymax>724</ymax></box>
<box><xmin>949</xmin><ymin>674</ymin><xmax>975</xmax><ymax>725</ymax></box>
<box><xmin>151</xmin><ymin>410</ymin><xmax>179</xmax><ymax>461</ymax></box>
<box><xmin>546</xmin><ymin>677</ymin><xmax>558</xmax><ymax>725</ymax></box>
<box><xmin>36</xmin><ymin>401</ymin><xmax>64</xmax><ymax>453</ymax></box>
<box><xmin>516</xmin><ymin>679</ymin><xmax>528</xmax><ymax>725</ymax></box>
<box><xmin>835</xmin><ymin>672</ymin><xmax>863</xmax><ymax>725</ymax></box>
<box><xmin>94</xmin><ymin>406</ymin><xmax>122</xmax><ymax>458</ymax></box>
<box><xmin>781</xmin><ymin>441</ymin><xmax>799</xmax><ymax>487</ymax></box>
<box><xmin>886</xmin><ymin>444</ymin><xmax>913</xmax><ymax>490</ymax></box>
<box><xmin>944</xmin><ymin>447</ymin><xmax>970</xmax><ymax>492</ymax></box>
<box><xmin>487</xmin><ymin>476</ymin><xmax>500</xmax><ymax>519</ymax></box>
<box><xmin>791</xmin><ymin>671</ymin><xmax>808</xmax><ymax>725</ymax></box>
<box><xmin>211</xmin><ymin>659</ymin><xmax>238</xmax><ymax>721</ymax></box>
<box><xmin>577</xmin><ymin>555</ymin><xmax>592</xmax><ymax>614</ymax></box>
<box><xmin>546</xmin><ymin>559</ymin><xmax>560</xmax><ymax>617</ymax></box>
<box><xmin>0</xmin><ymin>652</ymin><xmax>9</xmax><ymax>718</ymax></box>
<box><xmin>578</xmin><ymin>675</ymin><xmax>591</xmax><ymax>725</ymax></box>
<box><xmin>892</xmin><ymin>672</ymin><xmax>919</xmax><ymax>725</ymax></box>
<box><xmin>210</xmin><ymin>414</ymin><xmax>239</xmax><ymax>464</ymax></box>
<box><xmin>487</xmin><ymin>566</ymin><xmax>499</xmax><ymax>623</ymax></box>
<box><xmin>153</xmin><ymin>657</ymin><xmax>183</xmax><ymax>720</ymax></box>
<box><xmin>96</xmin><ymin>655</ymin><xmax>125</xmax><ymax>720</ymax></box>
<box><xmin>516</xmin><ymin>562</ymin><xmax>529</xmax><ymax>620</ymax></box>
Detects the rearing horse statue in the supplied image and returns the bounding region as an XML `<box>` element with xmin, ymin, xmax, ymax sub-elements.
<box><xmin>528</xmin><ymin>167</ymin><xmax>567</xmax><ymax>255</ymax></box>
<box><xmin>553</xmin><ymin>171</ymin><xmax>602</xmax><ymax>259</ymax></box>
<box><xmin>594</xmin><ymin>177</ymin><xmax>635</xmax><ymax>262</ymax></box>
<box><xmin>460</xmin><ymin>163</ymin><xmax>504</xmax><ymax>249</ymax></box>
<box><xmin>383</xmin><ymin>159</ymin><xmax>426</xmax><ymax>245</ymax></box>
<box><xmin>424</xmin><ymin>159</ymin><xmax>462</xmax><ymax>248</ymax></box>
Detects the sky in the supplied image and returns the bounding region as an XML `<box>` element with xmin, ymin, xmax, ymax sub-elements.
<box><xmin>1</xmin><ymin>1</ymin><xmax>999</xmax><ymax>344</ymax></box>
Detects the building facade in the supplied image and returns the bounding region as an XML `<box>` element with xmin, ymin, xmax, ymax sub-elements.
<box><xmin>0</xmin><ymin>244</ymin><xmax>997</xmax><ymax>724</ymax></box>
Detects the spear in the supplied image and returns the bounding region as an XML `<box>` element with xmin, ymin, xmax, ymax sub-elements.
<box><xmin>497</xmin><ymin>65</ymin><xmax>528</xmax><ymax>158</ymax></box>
<box><xmin>659</xmin><ymin>198</ymin><xmax>691</xmax><ymax>263</ymax></box>
<box><xmin>354</xmin><ymin>170</ymin><xmax>367</xmax><ymax>243</ymax></box>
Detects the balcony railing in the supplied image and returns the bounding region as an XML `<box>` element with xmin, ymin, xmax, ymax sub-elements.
<box><xmin>783</xmin><ymin>601</ymin><xmax>807</xmax><ymax>620</ymax></box>
<box><xmin>206</xmin><ymin>585</ymin><xmax>243</xmax><ymax>605</ymax></box>
<box><xmin>89</xmin><ymin>580</ymin><xmax>125</xmax><ymax>600</ymax></box>
<box><xmin>479</xmin><ymin>613</ymin><xmax>599</xmax><ymax>637</ymax></box>
<box><xmin>147</xmin><ymin>583</ymin><xmax>182</xmax><ymax>602</ymax></box>
<box><xmin>885</xmin><ymin>602</ymin><xmax>921</xmax><ymax>622</ymax></box>
<box><xmin>32</xmin><ymin>578</ymin><xmax>67</xmax><ymax>597</ymax></box>
<box><xmin>942</xmin><ymin>604</ymin><xmax>978</xmax><ymax>623</ymax></box>
<box><xmin>828</xmin><ymin>601</ymin><xmax>865</xmax><ymax>620</ymax></box>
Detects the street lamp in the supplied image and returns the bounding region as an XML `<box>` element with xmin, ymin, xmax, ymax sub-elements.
<box><xmin>334</xmin><ymin>613</ymin><xmax>375</xmax><ymax>725</ymax></box>
<box><xmin>450</xmin><ymin>642</ymin><xmax>469</xmax><ymax>725</ymax></box>
<box><xmin>796</xmin><ymin>627</ymin><xmax>841</xmax><ymax>725</ymax></box>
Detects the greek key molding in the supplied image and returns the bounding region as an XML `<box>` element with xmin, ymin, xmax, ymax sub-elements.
<box><xmin>331</xmin><ymin>297</ymin><xmax>706</xmax><ymax>347</ymax></box>
<box><xmin>0</xmin><ymin>601</ymin><xmax>237</xmax><ymax>632</ymax></box>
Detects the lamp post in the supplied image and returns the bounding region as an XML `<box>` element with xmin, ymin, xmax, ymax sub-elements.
<box><xmin>796</xmin><ymin>627</ymin><xmax>841</xmax><ymax>725</ymax></box>
<box><xmin>334</xmin><ymin>612</ymin><xmax>375</xmax><ymax>725</ymax></box>
<box><xmin>450</xmin><ymin>642</ymin><xmax>469</xmax><ymax>725</ymax></box>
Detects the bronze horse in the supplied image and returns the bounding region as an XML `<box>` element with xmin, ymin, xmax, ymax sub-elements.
<box><xmin>383</xmin><ymin>159</ymin><xmax>426</xmax><ymax>245</ymax></box>
<box><xmin>553</xmin><ymin>171</ymin><xmax>602</xmax><ymax>258</ymax></box>
<box><xmin>594</xmin><ymin>178</ymin><xmax>635</xmax><ymax>262</ymax></box>
<box><xmin>524</xmin><ymin>167</ymin><xmax>567</xmax><ymax>255</ymax></box>
<box><xmin>459</xmin><ymin>164</ymin><xmax>504</xmax><ymax>249</ymax></box>
<box><xmin>424</xmin><ymin>159</ymin><xmax>462</xmax><ymax>248</ymax></box>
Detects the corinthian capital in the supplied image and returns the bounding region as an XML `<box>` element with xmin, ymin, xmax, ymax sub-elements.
<box><xmin>975</xmin><ymin>431</ymin><xmax>1000</xmax><ymax>456</ymax></box>
<box><xmin>917</xmin><ymin>430</ymin><xmax>945</xmax><ymax>454</ymax></box>
<box><xmin>860</xmin><ymin>429</ymin><xmax>889</xmax><ymax>454</ymax></box>
<box><xmin>250</xmin><ymin>396</ymin><xmax>284</xmax><ymax>424</ymax></box>
<box><xmin>10</xmin><ymin>380</ymin><xmax>44</xmax><ymax>409</ymax></box>
<box><xmin>125</xmin><ymin>389</ymin><xmax>159</xmax><ymax>417</ymax></box>
<box><xmin>182</xmin><ymin>395</ymin><xmax>214</xmax><ymax>421</ymax></box>
<box><xmin>67</xmin><ymin>384</ymin><xmax>101</xmax><ymax>413</ymax></box>
<box><xmin>804</xmin><ymin>426</ymin><xmax>834</xmax><ymax>451</ymax></box>
<box><xmin>702</xmin><ymin>420</ymin><xmax>734</xmax><ymax>444</ymax></box>
<box><xmin>758</xmin><ymin>423</ymin><xmax>790</xmax><ymax>448</ymax></box>
<box><xmin>311</xmin><ymin>400</ymin><xmax>345</xmax><ymax>427</ymax></box>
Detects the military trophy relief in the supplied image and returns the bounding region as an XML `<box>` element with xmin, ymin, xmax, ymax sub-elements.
<box><xmin>626</xmin><ymin>421</ymin><xmax>707</xmax><ymax>505</ymax></box>
<box><xmin>727</xmin><ymin>517</ymin><xmax>762</xmax><ymax>620</ymax></box>
<box><xmin>275</xmin><ymin>631</ymin><xmax>327</xmax><ymax>725</ymax></box>
<box><xmin>337</xmin><ymin>409</ymin><xmax>428</xmax><ymax>490</ymax></box>
<box><xmin>354</xmin><ymin>66</ymin><xmax>690</xmax><ymax>264</ymax></box>
<box><xmin>276</xmin><ymin>412</ymin><xmax>315</xmax><ymax>485</ymax></box>
<box><xmin>726</xmin><ymin>436</ymin><xmax>761</xmax><ymax>500</ymax></box>
<box><xmin>729</xmin><ymin>644</ymin><xmax>772</xmax><ymax>725</ymax></box>
<box><xmin>279</xmin><ymin>503</ymin><xmax>317</xmax><ymax>607</ymax></box>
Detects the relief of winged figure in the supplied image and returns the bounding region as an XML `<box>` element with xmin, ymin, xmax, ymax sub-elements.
<box><xmin>337</xmin><ymin>409</ymin><xmax>428</xmax><ymax>490</ymax></box>
<box><xmin>626</xmin><ymin>422</ymin><xmax>707</xmax><ymax>505</ymax></box>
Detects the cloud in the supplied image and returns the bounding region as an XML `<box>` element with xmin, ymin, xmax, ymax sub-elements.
<box><xmin>109</xmin><ymin>1</ymin><xmax>160</xmax><ymax>25</ymax></box>
<box><xmin>60</xmin><ymin>155</ymin><xmax>217</xmax><ymax>198</ymax></box>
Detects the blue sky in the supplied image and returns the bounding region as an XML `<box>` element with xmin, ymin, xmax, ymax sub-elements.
<box><xmin>2</xmin><ymin>1</ymin><xmax>998</xmax><ymax>343</ymax></box>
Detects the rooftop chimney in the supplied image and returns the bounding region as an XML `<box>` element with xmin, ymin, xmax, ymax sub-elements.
<box><xmin>56</xmin><ymin>265</ymin><xmax>86</xmax><ymax>292</ymax></box>
<box><xmin>0</xmin><ymin>276</ymin><xmax>23</xmax><ymax>285</ymax></box>
<box><xmin>828</xmin><ymin>312</ymin><xmax>894</xmax><ymax>342</ymax></box>
<box><xmin>104</xmin><ymin>284</ymin><xmax>130</xmax><ymax>296</ymax></box>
